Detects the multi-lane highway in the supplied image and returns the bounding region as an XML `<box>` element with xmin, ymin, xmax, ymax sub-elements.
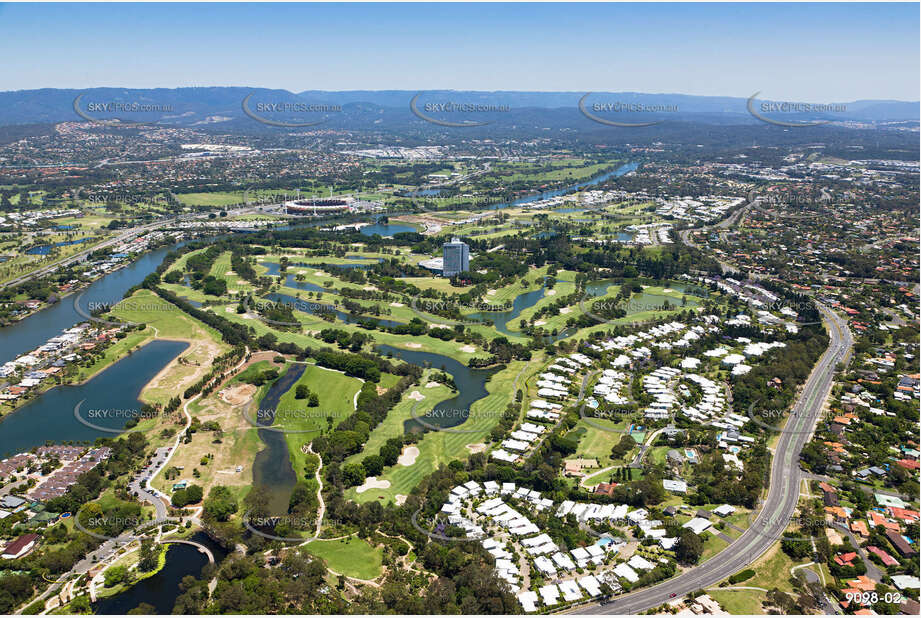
<box><xmin>571</xmin><ymin>303</ymin><xmax>852</xmax><ymax>614</ymax></box>
<box><xmin>1</xmin><ymin>205</ymin><xmax>262</xmax><ymax>290</ymax></box>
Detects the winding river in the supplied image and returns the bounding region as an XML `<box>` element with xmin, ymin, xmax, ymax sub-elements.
<box><xmin>1</xmin><ymin>243</ymin><xmax>185</xmax><ymax>366</ymax></box>
<box><xmin>489</xmin><ymin>161</ymin><xmax>639</xmax><ymax>210</ymax></box>
<box><xmin>251</xmin><ymin>363</ymin><xmax>304</xmax><ymax>515</ymax></box>
<box><xmin>0</xmin><ymin>339</ymin><xmax>189</xmax><ymax>458</ymax></box>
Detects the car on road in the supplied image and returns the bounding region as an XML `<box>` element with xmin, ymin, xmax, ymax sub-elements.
<box><xmin>670</xmin><ymin>593</ymin><xmax>677</xmax><ymax>598</ymax></box>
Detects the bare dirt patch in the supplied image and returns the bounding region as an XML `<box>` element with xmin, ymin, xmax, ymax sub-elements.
<box><xmin>145</xmin><ymin>336</ymin><xmax>223</xmax><ymax>396</ymax></box>
<box><xmin>221</xmin><ymin>383</ymin><xmax>256</xmax><ymax>406</ymax></box>
<box><xmin>376</xmin><ymin>385</ymin><xmax>389</xmax><ymax>396</ymax></box>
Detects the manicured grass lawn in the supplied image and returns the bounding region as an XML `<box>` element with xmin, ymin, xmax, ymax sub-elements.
<box><xmin>302</xmin><ymin>536</ymin><xmax>383</xmax><ymax>580</ymax></box>
<box><xmin>346</xmin><ymin>358</ymin><xmax>543</xmax><ymax>505</ymax></box>
<box><xmin>515</xmin><ymin>279</ymin><xmax>708</xmax><ymax>340</ymax></box>
<box><xmin>707</xmin><ymin>589</ymin><xmax>766</xmax><ymax>615</ymax></box>
<box><xmin>699</xmin><ymin>531</ymin><xmax>730</xmax><ymax>563</ymax></box>
<box><xmin>648</xmin><ymin>445</ymin><xmax>670</xmax><ymax>466</ymax></box>
<box><xmin>210</xmin><ymin>251</ymin><xmax>251</xmax><ymax>294</ymax></box>
<box><xmin>276</xmin><ymin>363</ymin><xmax>364</xmax><ymax>482</ymax></box>
<box><xmin>233</xmin><ymin>360</ymin><xmax>275</xmax><ymax>384</ymax></box>
<box><xmin>53</xmin><ymin>214</ymin><xmax>117</xmax><ymax>230</ymax></box>
<box><xmin>742</xmin><ymin>542</ymin><xmax>798</xmax><ymax>592</ymax></box>
<box><xmin>164</xmin><ymin>246</ymin><xmax>204</xmax><ymax>276</ymax></box>
<box><xmin>569</xmin><ymin>418</ymin><xmax>630</xmax><ymax>465</ymax></box>
<box><xmin>110</xmin><ymin>289</ymin><xmax>229</xmax><ymax>405</ymax></box>
<box><xmin>218</xmin><ymin>303</ymin><xmax>488</xmax><ymax>365</ymax></box>
<box><xmin>175</xmin><ymin>191</ymin><xmax>247</xmax><ymax>206</ymax></box>
<box><xmin>720</xmin><ymin>511</ymin><xmax>752</xmax><ymax>538</ymax></box>
<box><xmin>111</xmin><ymin>288</ymin><xmax>221</xmax><ymax>340</ymax></box>
<box><xmin>513</xmin><ymin>269</ymin><xmax>579</xmax><ymax>328</ymax></box>
<box><xmin>377</xmin><ymin>372</ymin><xmax>402</xmax><ymax>391</ymax></box>
<box><xmin>343</xmin><ymin>371</ymin><xmax>454</xmax><ymax>469</ymax></box>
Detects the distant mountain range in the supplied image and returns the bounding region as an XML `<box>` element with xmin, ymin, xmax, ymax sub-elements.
<box><xmin>0</xmin><ymin>87</ymin><xmax>916</xmax><ymax>128</ymax></box>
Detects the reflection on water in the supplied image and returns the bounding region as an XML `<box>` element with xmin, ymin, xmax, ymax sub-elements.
<box><xmin>0</xmin><ymin>340</ymin><xmax>189</xmax><ymax>458</ymax></box>
<box><xmin>360</xmin><ymin>223</ymin><xmax>417</xmax><ymax>237</ymax></box>
<box><xmin>490</xmin><ymin>161</ymin><xmax>639</xmax><ymax>210</ymax></box>
<box><xmin>376</xmin><ymin>345</ymin><xmax>497</xmax><ymax>433</ymax></box>
<box><xmin>93</xmin><ymin>532</ymin><xmax>227</xmax><ymax>615</ymax></box>
<box><xmin>252</xmin><ymin>364</ymin><xmax>304</xmax><ymax>515</ymax></box>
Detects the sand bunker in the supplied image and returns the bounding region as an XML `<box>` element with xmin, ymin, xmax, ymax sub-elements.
<box><xmin>390</xmin><ymin>302</ymin><xmax>405</xmax><ymax>307</ymax></box>
<box><xmin>459</xmin><ymin>345</ymin><xmax>476</xmax><ymax>353</ymax></box>
<box><xmin>355</xmin><ymin>477</ymin><xmax>391</xmax><ymax>493</ymax></box>
<box><xmin>313</xmin><ymin>270</ymin><xmax>329</xmax><ymax>277</ymax></box>
<box><xmin>424</xmin><ymin>381</ymin><xmax>440</xmax><ymax>389</ymax></box>
<box><xmin>363</xmin><ymin>285</ymin><xmax>379</xmax><ymax>291</ymax></box>
<box><xmin>397</xmin><ymin>446</ymin><xmax>420</xmax><ymax>466</ymax></box>
<box><xmin>395</xmin><ymin>494</ymin><xmax>408</xmax><ymax>506</ymax></box>
<box><xmin>404</xmin><ymin>342</ymin><xmax>423</xmax><ymax>349</ymax></box>
<box><xmin>408</xmin><ymin>391</ymin><xmax>425</xmax><ymax>401</ymax></box>
<box><xmin>559</xmin><ymin>307</ymin><xmax>572</xmax><ymax>314</ymax></box>
<box><xmin>534</xmin><ymin>320</ymin><xmax>546</xmax><ymax>326</ymax></box>
<box><xmin>466</xmin><ymin>443</ymin><xmax>487</xmax><ymax>454</ymax></box>
<box><xmin>429</xmin><ymin>323</ymin><xmax>450</xmax><ymax>329</ymax></box>
<box><xmin>546</xmin><ymin>289</ymin><xmax>557</xmax><ymax>296</ymax></box>
<box><xmin>376</xmin><ymin>385</ymin><xmax>389</xmax><ymax>396</ymax></box>
<box><xmin>486</xmin><ymin>289</ymin><xmax>497</xmax><ymax>295</ymax></box>
<box><xmin>662</xmin><ymin>288</ymin><xmax>674</xmax><ymax>293</ymax></box>
<box><xmin>221</xmin><ymin>383</ymin><xmax>256</xmax><ymax>406</ymax></box>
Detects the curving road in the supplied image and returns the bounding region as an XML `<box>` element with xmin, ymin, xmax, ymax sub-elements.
<box><xmin>570</xmin><ymin>303</ymin><xmax>851</xmax><ymax>614</ymax></box>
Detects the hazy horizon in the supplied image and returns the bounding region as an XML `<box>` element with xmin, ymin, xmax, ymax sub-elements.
<box><xmin>0</xmin><ymin>2</ymin><xmax>918</xmax><ymax>101</ymax></box>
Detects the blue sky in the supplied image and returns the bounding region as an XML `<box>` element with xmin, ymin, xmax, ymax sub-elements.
<box><xmin>0</xmin><ymin>2</ymin><xmax>917</xmax><ymax>100</ymax></box>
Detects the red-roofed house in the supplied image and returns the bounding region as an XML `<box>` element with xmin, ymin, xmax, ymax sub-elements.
<box><xmin>867</xmin><ymin>546</ymin><xmax>898</xmax><ymax>567</ymax></box>
<box><xmin>835</xmin><ymin>552</ymin><xmax>858</xmax><ymax>567</ymax></box>
<box><xmin>889</xmin><ymin>507</ymin><xmax>920</xmax><ymax>523</ymax></box>
<box><xmin>847</xmin><ymin>576</ymin><xmax>876</xmax><ymax>592</ymax></box>
<box><xmin>869</xmin><ymin>511</ymin><xmax>901</xmax><ymax>532</ymax></box>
